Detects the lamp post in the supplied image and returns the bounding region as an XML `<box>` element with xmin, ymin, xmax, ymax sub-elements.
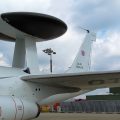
<box><xmin>43</xmin><ymin>48</ymin><xmax>56</xmax><ymax>73</ymax></box>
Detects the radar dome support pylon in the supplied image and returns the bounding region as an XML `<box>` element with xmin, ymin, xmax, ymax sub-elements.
<box><xmin>12</xmin><ymin>36</ymin><xmax>40</xmax><ymax>74</ymax></box>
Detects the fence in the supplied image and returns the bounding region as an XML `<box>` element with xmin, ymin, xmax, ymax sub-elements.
<box><xmin>60</xmin><ymin>100</ymin><xmax>120</xmax><ymax>113</ymax></box>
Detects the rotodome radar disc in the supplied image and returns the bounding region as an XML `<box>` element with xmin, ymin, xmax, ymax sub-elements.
<box><xmin>1</xmin><ymin>12</ymin><xmax>67</xmax><ymax>41</ymax></box>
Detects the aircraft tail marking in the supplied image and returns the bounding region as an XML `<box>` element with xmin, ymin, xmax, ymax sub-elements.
<box><xmin>67</xmin><ymin>30</ymin><xmax>96</xmax><ymax>73</ymax></box>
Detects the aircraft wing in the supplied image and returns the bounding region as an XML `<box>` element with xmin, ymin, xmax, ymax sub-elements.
<box><xmin>21</xmin><ymin>71</ymin><xmax>120</xmax><ymax>89</ymax></box>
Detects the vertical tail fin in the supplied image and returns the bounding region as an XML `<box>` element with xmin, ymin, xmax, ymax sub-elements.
<box><xmin>66</xmin><ymin>30</ymin><xmax>96</xmax><ymax>73</ymax></box>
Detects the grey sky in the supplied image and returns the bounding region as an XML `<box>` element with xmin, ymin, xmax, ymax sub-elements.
<box><xmin>0</xmin><ymin>0</ymin><xmax>120</xmax><ymax>97</ymax></box>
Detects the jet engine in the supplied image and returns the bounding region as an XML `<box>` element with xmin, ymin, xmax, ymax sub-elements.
<box><xmin>0</xmin><ymin>96</ymin><xmax>40</xmax><ymax>120</ymax></box>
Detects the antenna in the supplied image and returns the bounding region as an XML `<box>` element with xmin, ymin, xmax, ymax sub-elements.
<box><xmin>77</xmin><ymin>26</ymin><xmax>90</xmax><ymax>33</ymax></box>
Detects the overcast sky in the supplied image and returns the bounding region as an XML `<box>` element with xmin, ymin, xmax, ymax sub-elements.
<box><xmin>0</xmin><ymin>0</ymin><xmax>120</xmax><ymax>98</ymax></box>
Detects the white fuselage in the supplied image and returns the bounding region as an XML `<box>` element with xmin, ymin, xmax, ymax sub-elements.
<box><xmin>0</xmin><ymin>66</ymin><xmax>86</xmax><ymax>105</ymax></box>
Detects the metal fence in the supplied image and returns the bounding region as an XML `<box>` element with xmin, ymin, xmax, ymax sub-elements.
<box><xmin>60</xmin><ymin>100</ymin><xmax>120</xmax><ymax>113</ymax></box>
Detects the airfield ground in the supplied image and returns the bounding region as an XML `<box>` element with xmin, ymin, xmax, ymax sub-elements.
<box><xmin>34</xmin><ymin>113</ymin><xmax>120</xmax><ymax>120</ymax></box>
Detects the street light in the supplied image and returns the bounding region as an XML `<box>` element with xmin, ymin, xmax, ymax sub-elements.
<box><xmin>43</xmin><ymin>48</ymin><xmax>56</xmax><ymax>73</ymax></box>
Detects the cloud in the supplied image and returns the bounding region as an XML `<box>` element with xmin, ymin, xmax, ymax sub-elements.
<box><xmin>0</xmin><ymin>0</ymin><xmax>120</xmax><ymax>72</ymax></box>
<box><xmin>0</xmin><ymin>0</ymin><xmax>120</xmax><ymax>96</ymax></box>
<box><xmin>71</xmin><ymin>0</ymin><xmax>120</xmax><ymax>31</ymax></box>
<box><xmin>91</xmin><ymin>31</ymin><xmax>120</xmax><ymax>71</ymax></box>
<box><xmin>0</xmin><ymin>52</ymin><xmax>9</xmax><ymax>66</ymax></box>
<box><xmin>37</xmin><ymin>27</ymin><xmax>85</xmax><ymax>73</ymax></box>
<box><xmin>0</xmin><ymin>41</ymin><xmax>14</xmax><ymax>66</ymax></box>
<box><xmin>0</xmin><ymin>0</ymin><xmax>51</xmax><ymax>13</ymax></box>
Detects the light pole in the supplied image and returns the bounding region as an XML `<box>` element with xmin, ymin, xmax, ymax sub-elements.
<box><xmin>43</xmin><ymin>48</ymin><xmax>56</xmax><ymax>73</ymax></box>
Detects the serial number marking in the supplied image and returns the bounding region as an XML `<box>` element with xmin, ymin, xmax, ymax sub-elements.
<box><xmin>76</xmin><ymin>63</ymin><xmax>83</xmax><ymax>69</ymax></box>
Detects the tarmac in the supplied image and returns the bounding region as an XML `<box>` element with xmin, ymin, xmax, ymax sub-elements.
<box><xmin>34</xmin><ymin>113</ymin><xmax>120</xmax><ymax>120</ymax></box>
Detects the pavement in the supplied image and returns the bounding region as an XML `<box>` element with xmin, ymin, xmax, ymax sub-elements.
<box><xmin>34</xmin><ymin>113</ymin><xmax>120</xmax><ymax>120</ymax></box>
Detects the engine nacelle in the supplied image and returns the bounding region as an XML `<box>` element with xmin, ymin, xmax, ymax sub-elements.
<box><xmin>0</xmin><ymin>96</ymin><xmax>40</xmax><ymax>120</ymax></box>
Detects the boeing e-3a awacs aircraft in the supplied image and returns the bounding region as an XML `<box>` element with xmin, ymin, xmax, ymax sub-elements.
<box><xmin>0</xmin><ymin>12</ymin><xmax>120</xmax><ymax>120</ymax></box>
